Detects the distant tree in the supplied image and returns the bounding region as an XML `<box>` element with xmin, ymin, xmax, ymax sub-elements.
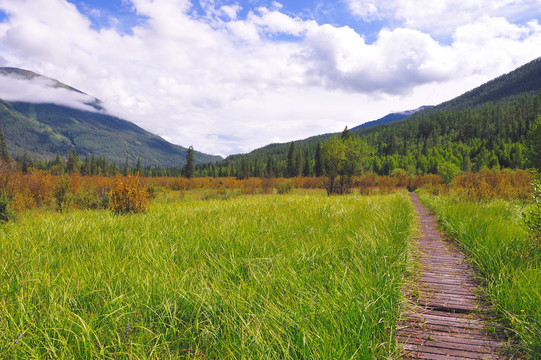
<box><xmin>341</xmin><ymin>126</ymin><xmax>351</xmax><ymax>140</ymax></box>
<box><xmin>136</xmin><ymin>157</ymin><xmax>141</xmax><ymax>175</ymax></box>
<box><xmin>525</xmin><ymin>114</ymin><xmax>541</xmax><ymax>171</ymax></box>
<box><xmin>21</xmin><ymin>150</ymin><xmax>30</xmax><ymax>174</ymax></box>
<box><xmin>295</xmin><ymin>151</ymin><xmax>303</xmax><ymax>177</ymax></box>
<box><xmin>66</xmin><ymin>149</ymin><xmax>80</xmax><ymax>174</ymax></box>
<box><xmin>315</xmin><ymin>142</ymin><xmax>324</xmax><ymax>177</ymax></box>
<box><xmin>185</xmin><ymin>146</ymin><xmax>195</xmax><ymax>179</ymax></box>
<box><xmin>303</xmin><ymin>151</ymin><xmax>312</xmax><ymax>177</ymax></box>
<box><xmin>123</xmin><ymin>154</ymin><xmax>130</xmax><ymax>176</ymax></box>
<box><xmin>266</xmin><ymin>156</ymin><xmax>275</xmax><ymax>177</ymax></box>
<box><xmin>286</xmin><ymin>142</ymin><xmax>296</xmax><ymax>178</ymax></box>
<box><xmin>0</xmin><ymin>126</ymin><xmax>9</xmax><ymax>163</ymax></box>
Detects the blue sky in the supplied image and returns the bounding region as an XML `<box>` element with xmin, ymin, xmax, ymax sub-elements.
<box><xmin>0</xmin><ymin>0</ymin><xmax>540</xmax><ymax>155</ymax></box>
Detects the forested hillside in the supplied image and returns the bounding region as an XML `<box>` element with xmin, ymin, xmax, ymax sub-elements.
<box><xmin>198</xmin><ymin>58</ymin><xmax>541</xmax><ymax>178</ymax></box>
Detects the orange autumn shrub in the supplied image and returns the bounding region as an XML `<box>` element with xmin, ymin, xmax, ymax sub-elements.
<box><xmin>407</xmin><ymin>174</ymin><xmax>443</xmax><ymax>192</ymax></box>
<box><xmin>109</xmin><ymin>174</ymin><xmax>150</xmax><ymax>214</ymax></box>
<box><xmin>452</xmin><ymin>170</ymin><xmax>530</xmax><ymax>200</ymax></box>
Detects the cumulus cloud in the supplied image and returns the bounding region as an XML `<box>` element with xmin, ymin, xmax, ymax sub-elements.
<box><xmin>0</xmin><ymin>0</ymin><xmax>540</xmax><ymax>155</ymax></box>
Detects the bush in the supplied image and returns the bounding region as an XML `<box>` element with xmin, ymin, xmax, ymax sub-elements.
<box><xmin>276</xmin><ymin>180</ymin><xmax>295</xmax><ymax>194</ymax></box>
<box><xmin>524</xmin><ymin>174</ymin><xmax>541</xmax><ymax>246</ymax></box>
<box><xmin>109</xmin><ymin>175</ymin><xmax>151</xmax><ymax>214</ymax></box>
<box><xmin>54</xmin><ymin>176</ymin><xmax>72</xmax><ymax>212</ymax></box>
<box><xmin>0</xmin><ymin>190</ymin><xmax>15</xmax><ymax>222</ymax></box>
<box><xmin>74</xmin><ymin>188</ymin><xmax>109</xmax><ymax>210</ymax></box>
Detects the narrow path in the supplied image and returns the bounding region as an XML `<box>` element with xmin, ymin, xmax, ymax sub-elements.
<box><xmin>397</xmin><ymin>193</ymin><xmax>505</xmax><ymax>360</ymax></box>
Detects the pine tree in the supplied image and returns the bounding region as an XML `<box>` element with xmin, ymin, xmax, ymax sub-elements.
<box><xmin>136</xmin><ymin>157</ymin><xmax>141</xmax><ymax>175</ymax></box>
<box><xmin>315</xmin><ymin>142</ymin><xmax>323</xmax><ymax>177</ymax></box>
<box><xmin>124</xmin><ymin>154</ymin><xmax>130</xmax><ymax>176</ymax></box>
<box><xmin>303</xmin><ymin>151</ymin><xmax>311</xmax><ymax>177</ymax></box>
<box><xmin>66</xmin><ymin>149</ymin><xmax>80</xmax><ymax>174</ymax></box>
<box><xmin>286</xmin><ymin>142</ymin><xmax>296</xmax><ymax>178</ymax></box>
<box><xmin>295</xmin><ymin>151</ymin><xmax>303</xmax><ymax>177</ymax></box>
<box><xmin>21</xmin><ymin>150</ymin><xmax>30</xmax><ymax>174</ymax></box>
<box><xmin>341</xmin><ymin>126</ymin><xmax>351</xmax><ymax>140</ymax></box>
<box><xmin>185</xmin><ymin>146</ymin><xmax>195</xmax><ymax>179</ymax></box>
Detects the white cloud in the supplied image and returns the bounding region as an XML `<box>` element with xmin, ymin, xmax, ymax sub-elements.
<box><xmin>0</xmin><ymin>74</ymin><xmax>100</xmax><ymax>112</ymax></box>
<box><xmin>347</xmin><ymin>0</ymin><xmax>541</xmax><ymax>35</ymax></box>
<box><xmin>0</xmin><ymin>0</ymin><xmax>540</xmax><ymax>156</ymax></box>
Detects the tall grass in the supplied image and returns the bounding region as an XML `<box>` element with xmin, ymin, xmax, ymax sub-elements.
<box><xmin>0</xmin><ymin>192</ymin><xmax>414</xmax><ymax>359</ymax></box>
<box><xmin>419</xmin><ymin>192</ymin><xmax>541</xmax><ymax>358</ymax></box>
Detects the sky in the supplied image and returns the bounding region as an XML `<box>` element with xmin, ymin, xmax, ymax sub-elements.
<box><xmin>0</xmin><ymin>0</ymin><xmax>540</xmax><ymax>156</ymax></box>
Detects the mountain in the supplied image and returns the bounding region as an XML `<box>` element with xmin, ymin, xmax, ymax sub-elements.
<box><xmin>214</xmin><ymin>56</ymin><xmax>541</xmax><ymax>177</ymax></box>
<box><xmin>350</xmin><ymin>106</ymin><xmax>432</xmax><ymax>131</ymax></box>
<box><xmin>0</xmin><ymin>68</ymin><xmax>222</xmax><ymax>167</ymax></box>
<box><xmin>225</xmin><ymin>106</ymin><xmax>433</xmax><ymax>163</ymax></box>
<box><xmin>405</xmin><ymin>57</ymin><xmax>541</xmax><ymax>121</ymax></box>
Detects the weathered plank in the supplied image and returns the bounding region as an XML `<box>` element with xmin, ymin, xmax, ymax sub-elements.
<box><xmin>397</xmin><ymin>193</ymin><xmax>505</xmax><ymax>359</ymax></box>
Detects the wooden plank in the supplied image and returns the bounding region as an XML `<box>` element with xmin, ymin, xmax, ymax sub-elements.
<box><xmin>397</xmin><ymin>193</ymin><xmax>505</xmax><ymax>360</ymax></box>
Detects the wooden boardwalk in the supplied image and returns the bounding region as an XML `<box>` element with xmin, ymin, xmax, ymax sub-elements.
<box><xmin>397</xmin><ymin>193</ymin><xmax>505</xmax><ymax>359</ymax></box>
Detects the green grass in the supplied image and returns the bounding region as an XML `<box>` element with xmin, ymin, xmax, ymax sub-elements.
<box><xmin>0</xmin><ymin>192</ymin><xmax>415</xmax><ymax>359</ymax></box>
<box><xmin>419</xmin><ymin>192</ymin><xmax>541</xmax><ymax>359</ymax></box>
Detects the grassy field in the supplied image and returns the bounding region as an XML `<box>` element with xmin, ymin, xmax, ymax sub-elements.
<box><xmin>419</xmin><ymin>192</ymin><xmax>541</xmax><ymax>358</ymax></box>
<box><xmin>0</xmin><ymin>191</ymin><xmax>415</xmax><ymax>359</ymax></box>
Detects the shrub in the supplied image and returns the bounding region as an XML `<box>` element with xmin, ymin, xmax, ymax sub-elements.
<box><xmin>74</xmin><ymin>188</ymin><xmax>109</xmax><ymax>210</ymax></box>
<box><xmin>109</xmin><ymin>175</ymin><xmax>151</xmax><ymax>214</ymax></box>
<box><xmin>10</xmin><ymin>187</ymin><xmax>36</xmax><ymax>213</ymax></box>
<box><xmin>54</xmin><ymin>176</ymin><xmax>72</xmax><ymax>212</ymax></box>
<box><xmin>524</xmin><ymin>174</ymin><xmax>541</xmax><ymax>246</ymax></box>
<box><xmin>0</xmin><ymin>190</ymin><xmax>15</xmax><ymax>222</ymax></box>
<box><xmin>276</xmin><ymin>180</ymin><xmax>295</xmax><ymax>194</ymax></box>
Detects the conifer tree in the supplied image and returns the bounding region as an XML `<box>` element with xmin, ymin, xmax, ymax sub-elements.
<box><xmin>136</xmin><ymin>157</ymin><xmax>141</xmax><ymax>175</ymax></box>
<box><xmin>124</xmin><ymin>154</ymin><xmax>130</xmax><ymax>176</ymax></box>
<box><xmin>286</xmin><ymin>142</ymin><xmax>296</xmax><ymax>178</ymax></box>
<box><xmin>66</xmin><ymin>149</ymin><xmax>80</xmax><ymax>174</ymax></box>
<box><xmin>295</xmin><ymin>151</ymin><xmax>303</xmax><ymax>177</ymax></box>
<box><xmin>341</xmin><ymin>126</ymin><xmax>351</xmax><ymax>140</ymax></box>
<box><xmin>185</xmin><ymin>146</ymin><xmax>195</xmax><ymax>179</ymax></box>
<box><xmin>315</xmin><ymin>142</ymin><xmax>323</xmax><ymax>177</ymax></box>
<box><xmin>21</xmin><ymin>150</ymin><xmax>30</xmax><ymax>174</ymax></box>
<box><xmin>303</xmin><ymin>151</ymin><xmax>311</xmax><ymax>177</ymax></box>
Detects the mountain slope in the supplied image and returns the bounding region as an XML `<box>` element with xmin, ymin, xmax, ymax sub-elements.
<box><xmin>406</xmin><ymin>57</ymin><xmax>541</xmax><ymax>121</ymax></box>
<box><xmin>350</xmin><ymin>106</ymin><xmax>432</xmax><ymax>131</ymax></box>
<box><xmin>226</xmin><ymin>106</ymin><xmax>432</xmax><ymax>162</ymax></box>
<box><xmin>0</xmin><ymin>68</ymin><xmax>222</xmax><ymax>166</ymax></box>
<box><xmin>225</xmin><ymin>57</ymin><xmax>541</xmax><ymax>165</ymax></box>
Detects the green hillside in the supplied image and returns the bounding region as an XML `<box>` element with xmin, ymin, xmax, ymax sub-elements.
<box><xmin>0</xmin><ymin>100</ymin><xmax>221</xmax><ymax>167</ymax></box>
<box><xmin>204</xmin><ymin>57</ymin><xmax>541</xmax><ymax>177</ymax></box>
<box><xmin>0</xmin><ymin>68</ymin><xmax>222</xmax><ymax>167</ymax></box>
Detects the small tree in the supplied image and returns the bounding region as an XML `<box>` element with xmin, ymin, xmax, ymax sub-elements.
<box><xmin>322</xmin><ymin>136</ymin><xmax>371</xmax><ymax>195</ymax></box>
<box><xmin>185</xmin><ymin>146</ymin><xmax>194</xmax><ymax>179</ymax></box>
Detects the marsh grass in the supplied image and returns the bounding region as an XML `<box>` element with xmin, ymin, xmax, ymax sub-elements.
<box><xmin>0</xmin><ymin>192</ymin><xmax>414</xmax><ymax>359</ymax></box>
<box><xmin>419</xmin><ymin>192</ymin><xmax>541</xmax><ymax>358</ymax></box>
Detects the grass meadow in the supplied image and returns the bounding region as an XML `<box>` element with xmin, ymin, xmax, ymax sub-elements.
<box><xmin>0</xmin><ymin>191</ymin><xmax>415</xmax><ymax>359</ymax></box>
<box><xmin>419</xmin><ymin>192</ymin><xmax>541</xmax><ymax>358</ymax></box>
